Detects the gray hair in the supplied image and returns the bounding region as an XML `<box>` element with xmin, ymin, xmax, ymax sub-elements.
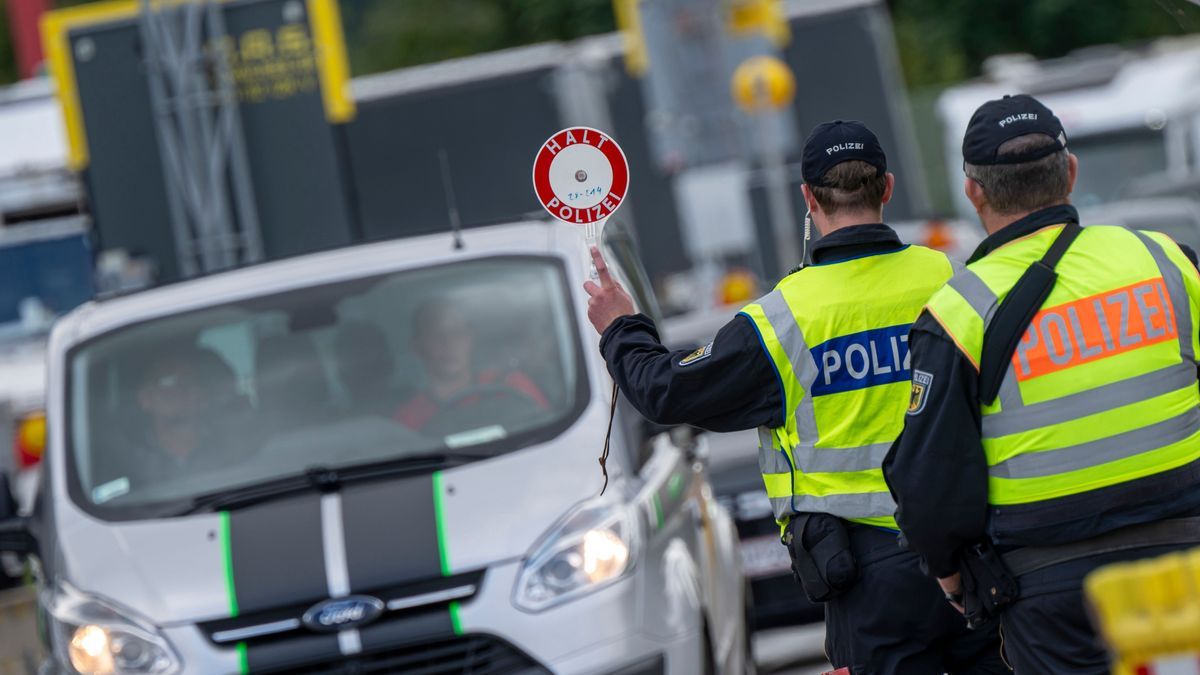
<box><xmin>963</xmin><ymin>134</ymin><xmax>1070</xmax><ymax>215</ymax></box>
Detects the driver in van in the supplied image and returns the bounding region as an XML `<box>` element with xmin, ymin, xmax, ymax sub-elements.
<box><xmin>395</xmin><ymin>300</ymin><xmax>549</xmax><ymax>431</ymax></box>
<box><xmin>129</xmin><ymin>344</ymin><xmax>241</xmax><ymax>483</ymax></box>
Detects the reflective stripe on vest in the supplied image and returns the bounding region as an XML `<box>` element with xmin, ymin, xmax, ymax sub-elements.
<box><xmin>742</xmin><ymin>244</ymin><xmax>955</xmax><ymax>526</ymax></box>
<box><xmin>924</xmin><ymin>225</ymin><xmax>1200</xmax><ymax>506</ymax></box>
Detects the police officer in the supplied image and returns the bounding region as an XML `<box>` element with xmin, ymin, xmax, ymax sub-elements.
<box><xmin>586</xmin><ymin>121</ymin><xmax>1005</xmax><ymax>674</ymax></box>
<box><xmin>884</xmin><ymin>94</ymin><xmax>1200</xmax><ymax>673</ymax></box>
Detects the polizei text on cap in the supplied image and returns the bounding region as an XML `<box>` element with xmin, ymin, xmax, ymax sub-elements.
<box><xmin>998</xmin><ymin>113</ymin><xmax>1038</xmax><ymax>128</ymax></box>
<box><xmin>826</xmin><ymin>142</ymin><xmax>864</xmax><ymax>155</ymax></box>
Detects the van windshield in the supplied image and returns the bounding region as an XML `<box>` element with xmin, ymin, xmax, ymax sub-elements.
<box><xmin>1070</xmin><ymin>128</ymin><xmax>1168</xmax><ymax>208</ymax></box>
<box><xmin>68</xmin><ymin>256</ymin><xmax>586</xmax><ymax>518</ymax></box>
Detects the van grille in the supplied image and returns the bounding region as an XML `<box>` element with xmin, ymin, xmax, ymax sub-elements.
<box><xmin>200</xmin><ymin>571</ymin><xmax>484</xmax><ymax>646</ymax></box>
<box><xmin>281</xmin><ymin>634</ymin><xmax>548</xmax><ymax>674</ymax></box>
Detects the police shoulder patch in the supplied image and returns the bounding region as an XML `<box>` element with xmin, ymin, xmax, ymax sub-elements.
<box><xmin>908</xmin><ymin>369</ymin><xmax>933</xmax><ymax>416</ymax></box>
<box><xmin>679</xmin><ymin>342</ymin><xmax>714</xmax><ymax>367</ymax></box>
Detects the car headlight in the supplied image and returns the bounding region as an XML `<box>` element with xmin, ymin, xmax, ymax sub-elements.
<box><xmin>513</xmin><ymin>497</ymin><xmax>641</xmax><ymax>612</ymax></box>
<box><xmin>44</xmin><ymin>582</ymin><xmax>181</xmax><ymax>675</ymax></box>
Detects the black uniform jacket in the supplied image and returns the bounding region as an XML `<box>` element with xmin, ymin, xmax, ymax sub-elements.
<box><xmin>599</xmin><ymin>223</ymin><xmax>907</xmax><ymax>432</ymax></box>
<box><xmin>883</xmin><ymin>204</ymin><xmax>1200</xmax><ymax>578</ymax></box>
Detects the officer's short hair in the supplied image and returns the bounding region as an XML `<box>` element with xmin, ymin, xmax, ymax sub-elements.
<box><xmin>964</xmin><ymin>134</ymin><xmax>1070</xmax><ymax>215</ymax></box>
<box><xmin>808</xmin><ymin>160</ymin><xmax>888</xmax><ymax>216</ymax></box>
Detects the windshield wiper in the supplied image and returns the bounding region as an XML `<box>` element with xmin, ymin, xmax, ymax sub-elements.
<box><xmin>172</xmin><ymin>452</ymin><xmax>483</xmax><ymax>516</ymax></box>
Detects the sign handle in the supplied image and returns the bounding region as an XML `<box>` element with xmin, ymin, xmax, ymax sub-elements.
<box><xmin>584</xmin><ymin>218</ymin><xmax>608</xmax><ymax>281</ymax></box>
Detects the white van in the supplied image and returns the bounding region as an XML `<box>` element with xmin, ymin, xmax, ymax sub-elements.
<box><xmin>0</xmin><ymin>220</ymin><xmax>752</xmax><ymax>675</ymax></box>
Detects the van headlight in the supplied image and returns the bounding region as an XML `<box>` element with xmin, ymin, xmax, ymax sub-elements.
<box><xmin>45</xmin><ymin>582</ymin><xmax>181</xmax><ymax>675</ymax></box>
<box><xmin>513</xmin><ymin>498</ymin><xmax>640</xmax><ymax>612</ymax></box>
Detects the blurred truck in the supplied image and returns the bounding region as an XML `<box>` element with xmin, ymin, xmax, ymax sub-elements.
<box><xmin>938</xmin><ymin>37</ymin><xmax>1200</xmax><ymax>248</ymax></box>
<box><xmin>0</xmin><ymin>79</ymin><xmax>94</xmax><ymax>587</ymax></box>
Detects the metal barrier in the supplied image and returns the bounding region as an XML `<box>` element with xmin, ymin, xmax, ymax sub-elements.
<box><xmin>0</xmin><ymin>585</ymin><xmax>44</xmax><ymax>675</ymax></box>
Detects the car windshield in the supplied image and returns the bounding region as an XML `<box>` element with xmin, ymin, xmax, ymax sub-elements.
<box><xmin>0</xmin><ymin>231</ymin><xmax>93</xmax><ymax>341</ymax></box>
<box><xmin>68</xmin><ymin>256</ymin><xmax>586</xmax><ymax>517</ymax></box>
<box><xmin>1070</xmin><ymin>129</ymin><xmax>1168</xmax><ymax>208</ymax></box>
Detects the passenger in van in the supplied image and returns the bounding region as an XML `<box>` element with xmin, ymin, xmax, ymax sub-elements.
<box><xmin>395</xmin><ymin>300</ymin><xmax>549</xmax><ymax>432</ymax></box>
<box><xmin>333</xmin><ymin>321</ymin><xmax>404</xmax><ymax>417</ymax></box>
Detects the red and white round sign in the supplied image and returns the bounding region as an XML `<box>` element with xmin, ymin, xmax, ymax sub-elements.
<box><xmin>532</xmin><ymin>127</ymin><xmax>629</xmax><ymax>225</ymax></box>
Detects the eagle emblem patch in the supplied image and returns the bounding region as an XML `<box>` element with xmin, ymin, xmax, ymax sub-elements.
<box><xmin>908</xmin><ymin>370</ymin><xmax>933</xmax><ymax>415</ymax></box>
<box><xmin>679</xmin><ymin>342</ymin><xmax>713</xmax><ymax>367</ymax></box>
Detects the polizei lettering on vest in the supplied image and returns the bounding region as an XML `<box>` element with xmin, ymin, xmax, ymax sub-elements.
<box><xmin>1013</xmin><ymin>278</ymin><xmax>1177</xmax><ymax>380</ymax></box>
<box><xmin>810</xmin><ymin>324</ymin><xmax>913</xmax><ymax>396</ymax></box>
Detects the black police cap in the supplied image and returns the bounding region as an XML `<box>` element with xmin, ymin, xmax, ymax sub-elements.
<box><xmin>962</xmin><ymin>94</ymin><xmax>1067</xmax><ymax>166</ymax></box>
<box><xmin>801</xmin><ymin>120</ymin><xmax>887</xmax><ymax>187</ymax></box>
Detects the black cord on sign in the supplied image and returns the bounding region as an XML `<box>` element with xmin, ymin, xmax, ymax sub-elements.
<box><xmin>599</xmin><ymin>381</ymin><xmax>618</xmax><ymax>495</ymax></box>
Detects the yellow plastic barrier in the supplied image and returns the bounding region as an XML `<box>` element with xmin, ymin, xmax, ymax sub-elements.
<box><xmin>1085</xmin><ymin>548</ymin><xmax>1200</xmax><ymax>674</ymax></box>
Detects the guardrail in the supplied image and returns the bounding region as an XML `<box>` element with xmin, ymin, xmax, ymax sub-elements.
<box><xmin>0</xmin><ymin>585</ymin><xmax>44</xmax><ymax>675</ymax></box>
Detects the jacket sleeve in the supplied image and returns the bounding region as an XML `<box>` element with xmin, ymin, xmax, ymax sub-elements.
<box><xmin>1176</xmin><ymin>242</ymin><xmax>1199</xmax><ymax>270</ymax></box>
<box><xmin>882</xmin><ymin>311</ymin><xmax>990</xmax><ymax>578</ymax></box>
<box><xmin>598</xmin><ymin>313</ymin><xmax>784</xmax><ymax>432</ymax></box>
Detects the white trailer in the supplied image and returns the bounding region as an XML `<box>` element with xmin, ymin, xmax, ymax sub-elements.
<box><xmin>937</xmin><ymin>36</ymin><xmax>1200</xmax><ymax>242</ymax></box>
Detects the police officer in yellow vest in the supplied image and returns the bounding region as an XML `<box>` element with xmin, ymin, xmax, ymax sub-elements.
<box><xmin>885</xmin><ymin>94</ymin><xmax>1200</xmax><ymax>673</ymax></box>
<box><xmin>585</xmin><ymin>121</ymin><xmax>1005</xmax><ymax>674</ymax></box>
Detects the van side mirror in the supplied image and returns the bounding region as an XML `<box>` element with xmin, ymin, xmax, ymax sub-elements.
<box><xmin>0</xmin><ymin>470</ymin><xmax>16</xmax><ymax>521</ymax></box>
<box><xmin>671</xmin><ymin>426</ymin><xmax>709</xmax><ymax>464</ymax></box>
<box><xmin>640</xmin><ymin>417</ymin><xmax>673</xmax><ymax>440</ymax></box>
<box><xmin>602</xmin><ymin>220</ymin><xmax>665</xmax><ymax>325</ymax></box>
<box><xmin>0</xmin><ymin>471</ymin><xmax>34</xmax><ymax>554</ymax></box>
<box><xmin>636</xmin><ymin>416</ymin><xmax>709</xmax><ymax>463</ymax></box>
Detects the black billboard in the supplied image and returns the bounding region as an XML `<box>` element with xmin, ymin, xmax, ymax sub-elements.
<box><xmin>47</xmin><ymin>0</ymin><xmax>356</xmax><ymax>283</ymax></box>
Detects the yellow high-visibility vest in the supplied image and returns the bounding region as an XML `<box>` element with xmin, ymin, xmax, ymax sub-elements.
<box><xmin>741</xmin><ymin>244</ymin><xmax>955</xmax><ymax>529</ymax></box>
<box><xmin>925</xmin><ymin>224</ymin><xmax>1200</xmax><ymax>509</ymax></box>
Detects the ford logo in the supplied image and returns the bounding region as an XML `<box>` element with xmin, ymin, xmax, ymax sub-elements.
<box><xmin>302</xmin><ymin>596</ymin><xmax>385</xmax><ymax>632</ymax></box>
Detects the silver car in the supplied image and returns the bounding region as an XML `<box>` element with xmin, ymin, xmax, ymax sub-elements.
<box><xmin>0</xmin><ymin>220</ymin><xmax>752</xmax><ymax>674</ymax></box>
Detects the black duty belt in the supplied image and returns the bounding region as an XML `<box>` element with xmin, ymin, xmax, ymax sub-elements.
<box><xmin>1002</xmin><ymin>517</ymin><xmax>1200</xmax><ymax>577</ymax></box>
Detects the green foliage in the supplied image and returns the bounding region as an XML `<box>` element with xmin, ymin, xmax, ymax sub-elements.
<box><xmin>345</xmin><ymin>0</ymin><xmax>1200</xmax><ymax>81</ymax></box>
<box><xmin>890</xmin><ymin>0</ymin><xmax>1200</xmax><ymax>88</ymax></box>
<box><xmin>3</xmin><ymin>0</ymin><xmax>614</xmax><ymax>85</ymax></box>
<box><xmin>0</xmin><ymin>2</ymin><xmax>17</xmax><ymax>84</ymax></box>
<box><xmin>342</xmin><ymin>0</ymin><xmax>615</xmax><ymax>75</ymax></box>
<box><xmin>891</xmin><ymin>10</ymin><xmax>967</xmax><ymax>87</ymax></box>
<box><xmin>3</xmin><ymin>0</ymin><xmax>1196</xmax><ymax>87</ymax></box>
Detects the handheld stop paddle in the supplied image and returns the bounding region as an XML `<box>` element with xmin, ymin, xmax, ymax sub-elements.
<box><xmin>532</xmin><ymin>127</ymin><xmax>630</xmax><ymax>280</ymax></box>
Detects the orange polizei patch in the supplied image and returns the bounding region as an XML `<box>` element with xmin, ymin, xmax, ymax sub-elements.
<box><xmin>1012</xmin><ymin>277</ymin><xmax>1177</xmax><ymax>381</ymax></box>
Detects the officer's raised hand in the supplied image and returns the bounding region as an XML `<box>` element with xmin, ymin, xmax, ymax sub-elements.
<box><xmin>583</xmin><ymin>247</ymin><xmax>634</xmax><ymax>334</ymax></box>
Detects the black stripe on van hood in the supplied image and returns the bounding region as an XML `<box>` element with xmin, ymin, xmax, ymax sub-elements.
<box><xmin>227</xmin><ymin>493</ymin><xmax>327</xmax><ymax>615</ymax></box>
<box><xmin>215</xmin><ymin>472</ymin><xmax>461</xmax><ymax>671</ymax></box>
<box><xmin>342</xmin><ymin>473</ymin><xmax>446</xmax><ymax>590</ymax></box>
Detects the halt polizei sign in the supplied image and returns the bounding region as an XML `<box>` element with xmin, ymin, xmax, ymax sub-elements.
<box><xmin>532</xmin><ymin>127</ymin><xmax>629</xmax><ymax>226</ymax></box>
